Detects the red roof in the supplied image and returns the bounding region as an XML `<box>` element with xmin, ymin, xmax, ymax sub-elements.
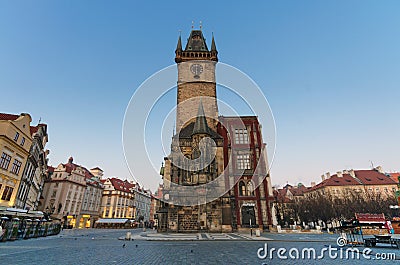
<box><xmin>29</xmin><ymin>124</ymin><xmax>47</xmax><ymax>136</ymax></box>
<box><xmin>309</xmin><ymin>174</ymin><xmax>361</xmax><ymax>191</ymax></box>
<box><xmin>308</xmin><ymin>169</ymin><xmax>397</xmax><ymax>191</ymax></box>
<box><xmin>47</xmin><ymin>166</ymin><xmax>55</xmax><ymax>173</ymax></box>
<box><xmin>109</xmin><ymin>178</ymin><xmax>135</xmax><ymax>193</ymax></box>
<box><xmin>30</xmin><ymin>126</ymin><xmax>39</xmax><ymax>135</ymax></box>
<box><xmin>0</xmin><ymin>113</ymin><xmax>19</xmax><ymax>121</ymax></box>
<box><xmin>273</xmin><ymin>184</ymin><xmax>308</xmax><ymax>203</ymax></box>
<box><xmin>355</xmin><ymin>170</ymin><xmax>396</xmax><ymax>185</ymax></box>
<box><xmin>389</xmin><ymin>173</ymin><xmax>400</xmax><ymax>183</ymax></box>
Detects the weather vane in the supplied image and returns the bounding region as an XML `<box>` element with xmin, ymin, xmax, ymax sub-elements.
<box><xmin>191</xmin><ymin>21</ymin><xmax>194</xmax><ymax>29</ymax></box>
<box><xmin>199</xmin><ymin>21</ymin><xmax>202</xmax><ymax>30</ymax></box>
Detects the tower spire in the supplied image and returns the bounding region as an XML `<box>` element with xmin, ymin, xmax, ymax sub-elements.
<box><xmin>192</xmin><ymin>99</ymin><xmax>210</xmax><ymax>135</ymax></box>
<box><xmin>211</xmin><ymin>33</ymin><xmax>217</xmax><ymax>52</ymax></box>
<box><xmin>176</xmin><ymin>33</ymin><xmax>182</xmax><ymax>52</ymax></box>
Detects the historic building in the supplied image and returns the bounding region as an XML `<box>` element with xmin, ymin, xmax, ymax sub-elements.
<box><xmin>158</xmin><ymin>29</ymin><xmax>274</xmax><ymax>232</ymax></box>
<box><xmin>41</xmin><ymin>157</ymin><xmax>103</xmax><ymax>228</ymax></box>
<box><xmin>100</xmin><ymin>177</ymin><xmax>136</xmax><ymax>219</ymax></box>
<box><xmin>78</xmin><ymin>167</ymin><xmax>104</xmax><ymax>228</ymax></box>
<box><xmin>306</xmin><ymin>167</ymin><xmax>398</xmax><ymax>198</ymax></box>
<box><xmin>15</xmin><ymin>123</ymin><xmax>49</xmax><ymax>210</ymax></box>
<box><xmin>0</xmin><ymin>113</ymin><xmax>33</xmax><ymax>207</ymax></box>
<box><xmin>134</xmin><ymin>185</ymin><xmax>151</xmax><ymax>224</ymax></box>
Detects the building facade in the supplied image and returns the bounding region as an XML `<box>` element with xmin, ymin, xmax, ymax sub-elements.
<box><xmin>134</xmin><ymin>185</ymin><xmax>151</xmax><ymax>224</ymax></box>
<box><xmin>41</xmin><ymin>157</ymin><xmax>103</xmax><ymax>228</ymax></box>
<box><xmin>15</xmin><ymin>124</ymin><xmax>49</xmax><ymax>210</ymax></box>
<box><xmin>0</xmin><ymin>113</ymin><xmax>33</xmax><ymax>207</ymax></box>
<box><xmin>100</xmin><ymin>178</ymin><xmax>136</xmax><ymax>219</ymax></box>
<box><xmin>306</xmin><ymin>167</ymin><xmax>398</xmax><ymax>199</ymax></box>
<box><xmin>77</xmin><ymin>167</ymin><xmax>104</xmax><ymax>228</ymax></box>
<box><xmin>158</xmin><ymin>29</ymin><xmax>274</xmax><ymax>232</ymax></box>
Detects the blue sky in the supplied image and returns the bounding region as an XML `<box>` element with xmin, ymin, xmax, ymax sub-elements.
<box><xmin>1</xmin><ymin>1</ymin><xmax>399</xmax><ymax>191</ymax></box>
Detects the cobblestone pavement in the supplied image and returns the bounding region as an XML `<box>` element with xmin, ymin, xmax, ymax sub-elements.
<box><xmin>0</xmin><ymin>229</ymin><xmax>399</xmax><ymax>264</ymax></box>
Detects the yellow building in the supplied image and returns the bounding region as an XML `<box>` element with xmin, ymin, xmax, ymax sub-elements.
<box><xmin>306</xmin><ymin>167</ymin><xmax>398</xmax><ymax>199</ymax></box>
<box><xmin>100</xmin><ymin>178</ymin><xmax>135</xmax><ymax>219</ymax></box>
<box><xmin>0</xmin><ymin>113</ymin><xmax>33</xmax><ymax>207</ymax></box>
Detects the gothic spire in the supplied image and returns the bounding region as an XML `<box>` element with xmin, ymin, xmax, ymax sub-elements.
<box><xmin>211</xmin><ymin>34</ymin><xmax>217</xmax><ymax>52</ymax></box>
<box><xmin>192</xmin><ymin>100</ymin><xmax>210</xmax><ymax>135</ymax></box>
<box><xmin>176</xmin><ymin>34</ymin><xmax>182</xmax><ymax>52</ymax></box>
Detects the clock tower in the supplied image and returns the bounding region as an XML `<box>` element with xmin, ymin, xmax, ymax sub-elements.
<box><xmin>175</xmin><ymin>29</ymin><xmax>218</xmax><ymax>131</ymax></box>
<box><xmin>159</xmin><ymin>28</ymin><xmax>274</xmax><ymax>233</ymax></box>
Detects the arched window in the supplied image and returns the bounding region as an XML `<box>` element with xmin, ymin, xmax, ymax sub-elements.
<box><xmin>239</xmin><ymin>181</ymin><xmax>246</xmax><ymax>196</ymax></box>
<box><xmin>247</xmin><ymin>181</ymin><xmax>254</xmax><ymax>196</ymax></box>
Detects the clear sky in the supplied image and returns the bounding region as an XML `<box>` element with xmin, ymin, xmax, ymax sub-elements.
<box><xmin>1</xmin><ymin>1</ymin><xmax>399</xmax><ymax>191</ymax></box>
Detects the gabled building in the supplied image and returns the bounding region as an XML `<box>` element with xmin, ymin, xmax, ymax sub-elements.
<box><xmin>0</xmin><ymin>113</ymin><xmax>33</xmax><ymax>207</ymax></box>
<box><xmin>100</xmin><ymin>177</ymin><xmax>135</xmax><ymax>219</ymax></box>
<box><xmin>41</xmin><ymin>157</ymin><xmax>103</xmax><ymax>228</ymax></box>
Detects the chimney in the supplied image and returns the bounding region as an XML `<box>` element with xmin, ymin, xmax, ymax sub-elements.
<box><xmin>321</xmin><ymin>175</ymin><xmax>326</xmax><ymax>181</ymax></box>
<box><xmin>375</xmin><ymin>166</ymin><xmax>383</xmax><ymax>174</ymax></box>
<box><xmin>325</xmin><ymin>172</ymin><xmax>331</xmax><ymax>179</ymax></box>
<box><xmin>337</xmin><ymin>171</ymin><xmax>343</xmax><ymax>178</ymax></box>
<box><xmin>343</xmin><ymin>169</ymin><xmax>349</xmax><ymax>174</ymax></box>
<box><xmin>311</xmin><ymin>181</ymin><xmax>316</xmax><ymax>187</ymax></box>
<box><xmin>349</xmin><ymin>169</ymin><xmax>355</xmax><ymax>178</ymax></box>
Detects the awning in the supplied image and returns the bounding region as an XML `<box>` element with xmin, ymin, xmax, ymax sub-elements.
<box><xmin>96</xmin><ymin>218</ymin><xmax>131</xmax><ymax>224</ymax></box>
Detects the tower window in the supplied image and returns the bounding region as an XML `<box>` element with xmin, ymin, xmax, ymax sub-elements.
<box><xmin>237</xmin><ymin>154</ymin><xmax>251</xmax><ymax>170</ymax></box>
<box><xmin>239</xmin><ymin>181</ymin><xmax>246</xmax><ymax>196</ymax></box>
<box><xmin>234</xmin><ymin>128</ymin><xmax>249</xmax><ymax>144</ymax></box>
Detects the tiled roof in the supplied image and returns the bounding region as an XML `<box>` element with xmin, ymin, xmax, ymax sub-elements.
<box><xmin>30</xmin><ymin>124</ymin><xmax>47</xmax><ymax>136</ymax></box>
<box><xmin>30</xmin><ymin>126</ymin><xmax>39</xmax><ymax>135</ymax></box>
<box><xmin>0</xmin><ymin>113</ymin><xmax>19</xmax><ymax>121</ymax></box>
<box><xmin>274</xmin><ymin>184</ymin><xmax>309</xmax><ymax>203</ymax></box>
<box><xmin>56</xmin><ymin>157</ymin><xmax>103</xmax><ymax>188</ymax></box>
<box><xmin>355</xmin><ymin>170</ymin><xmax>396</xmax><ymax>185</ymax></box>
<box><xmin>47</xmin><ymin>166</ymin><xmax>55</xmax><ymax>173</ymax></box>
<box><xmin>308</xmin><ymin>169</ymin><xmax>397</xmax><ymax>191</ymax></box>
<box><xmin>109</xmin><ymin>177</ymin><xmax>135</xmax><ymax>193</ymax></box>
<box><xmin>388</xmin><ymin>173</ymin><xmax>400</xmax><ymax>183</ymax></box>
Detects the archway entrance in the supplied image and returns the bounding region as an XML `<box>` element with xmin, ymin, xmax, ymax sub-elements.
<box><xmin>241</xmin><ymin>205</ymin><xmax>256</xmax><ymax>227</ymax></box>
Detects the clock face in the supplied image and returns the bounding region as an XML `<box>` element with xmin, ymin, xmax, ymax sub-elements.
<box><xmin>190</xmin><ymin>64</ymin><xmax>203</xmax><ymax>78</ymax></box>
